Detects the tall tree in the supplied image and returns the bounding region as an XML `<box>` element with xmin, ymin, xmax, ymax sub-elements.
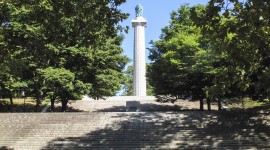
<box><xmin>0</xmin><ymin>0</ymin><xmax>129</xmax><ymax>111</ymax></box>
<box><xmin>192</xmin><ymin>0</ymin><xmax>270</xmax><ymax>103</ymax></box>
<box><xmin>148</xmin><ymin>4</ymin><xmax>215</xmax><ymax>109</ymax></box>
<box><xmin>37</xmin><ymin>67</ymin><xmax>81</xmax><ymax>111</ymax></box>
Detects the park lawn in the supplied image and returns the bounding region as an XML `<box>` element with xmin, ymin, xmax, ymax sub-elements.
<box><xmin>226</xmin><ymin>98</ymin><xmax>270</xmax><ymax>111</ymax></box>
<box><xmin>0</xmin><ymin>98</ymin><xmax>50</xmax><ymax>112</ymax></box>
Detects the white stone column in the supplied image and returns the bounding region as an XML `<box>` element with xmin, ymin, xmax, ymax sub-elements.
<box><xmin>132</xmin><ymin>16</ymin><xmax>147</xmax><ymax>96</ymax></box>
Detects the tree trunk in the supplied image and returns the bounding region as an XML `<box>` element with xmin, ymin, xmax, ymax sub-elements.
<box><xmin>207</xmin><ymin>99</ymin><xmax>211</xmax><ymax>111</ymax></box>
<box><xmin>35</xmin><ymin>98</ymin><xmax>41</xmax><ymax>112</ymax></box>
<box><xmin>241</xmin><ymin>96</ymin><xmax>244</xmax><ymax>110</ymax></box>
<box><xmin>8</xmin><ymin>96</ymin><xmax>13</xmax><ymax>111</ymax></box>
<box><xmin>217</xmin><ymin>98</ymin><xmax>222</xmax><ymax>111</ymax></box>
<box><xmin>61</xmin><ymin>99</ymin><xmax>68</xmax><ymax>112</ymax></box>
<box><xmin>200</xmin><ymin>98</ymin><xmax>204</xmax><ymax>111</ymax></box>
<box><xmin>50</xmin><ymin>97</ymin><xmax>55</xmax><ymax>112</ymax></box>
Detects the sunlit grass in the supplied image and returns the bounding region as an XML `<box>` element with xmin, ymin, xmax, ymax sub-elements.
<box><xmin>0</xmin><ymin>97</ymin><xmax>50</xmax><ymax>112</ymax></box>
<box><xmin>226</xmin><ymin>98</ymin><xmax>270</xmax><ymax>111</ymax></box>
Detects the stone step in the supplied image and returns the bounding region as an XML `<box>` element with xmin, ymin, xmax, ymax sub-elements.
<box><xmin>0</xmin><ymin>112</ymin><xmax>269</xmax><ymax>149</ymax></box>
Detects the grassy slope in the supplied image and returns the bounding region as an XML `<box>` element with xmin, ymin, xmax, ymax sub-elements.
<box><xmin>226</xmin><ymin>98</ymin><xmax>270</xmax><ymax>111</ymax></box>
<box><xmin>0</xmin><ymin>98</ymin><xmax>50</xmax><ymax>112</ymax></box>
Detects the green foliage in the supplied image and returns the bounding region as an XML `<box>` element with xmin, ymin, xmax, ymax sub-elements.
<box><xmin>0</xmin><ymin>0</ymin><xmax>129</xmax><ymax>111</ymax></box>
<box><xmin>192</xmin><ymin>0</ymin><xmax>270</xmax><ymax>101</ymax></box>
<box><xmin>122</xmin><ymin>65</ymin><xmax>133</xmax><ymax>96</ymax></box>
<box><xmin>148</xmin><ymin>4</ymin><xmax>213</xmax><ymax>99</ymax></box>
<box><xmin>148</xmin><ymin>1</ymin><xmax>270</xmax><ymax>111</ymax></box>
<box><xmin>37</xmin><ymin>67</ymin><xmax>76</xmax><ymax>100</ymax></box>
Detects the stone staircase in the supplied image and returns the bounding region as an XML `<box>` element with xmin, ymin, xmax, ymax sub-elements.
<box><xmin>0</xmin><ymin>111</ymin><xmax>269</xmax><ymax>149</ymax></box>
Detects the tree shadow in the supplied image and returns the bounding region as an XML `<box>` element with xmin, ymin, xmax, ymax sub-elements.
<box><xmin>0</xmin><ymin>146</ymin><xmax>13</xmax><ymax>150</ymax></box>
<box><xmin>52</xmin><ymin>105</ymin><xmax>84</xmax><ymax>112</ymax></box>
<box><xmin>155</xmin><ymin>95</ymin><xmax>178</xmax><ymax>103</ymax></box>
<box><xmin>248</xmin><ymin>100</ymin><xmax>270</xmax><ymax>113</ymax></box>
<box><xmin>91</xmin><ymin>101</ymin><xmax>215</xmax><ymax>112</ymax></box>
<box><xmin>185</xmin><ymin>111</ymin><xmax>270</xmax><ymax>149</ymax></box>
<box><xmin>92</xmin><ymin>103</ymin><xmax>184</xmax><ymax>112</ymax></box>
<box><xmin>227</xmin><ymin>102</ymin><xmax>270</xmax><ymax>114</ymax></box>
<box><xmin>42</xmin><ymin>111</ymin><xmax>270</xmax><ymax>149</ymax></box>
<box><xmin>0</xmin><ymin>102</ymin><xmax>46</xmax><ymax>112</ymax></box>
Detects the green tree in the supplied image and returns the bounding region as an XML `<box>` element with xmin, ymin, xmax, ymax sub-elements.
<box><xmin>37</xmin><ymin>67</ymin><xmax>83</xmax><ymax>111</ymax></box>
<box><xmin>148</xmin><ymin>4</ymin><xmax>214</xmax><ymax>110</ymax></box>
<box><xmin>0</xmin><ymin>0</ymin><xmax>129</xmax><ymax>111</ymax></box>
<box><xmin>192</xmin><ymin>0</ymin><xmax>270</xmax><ymax>105</ymax></box>
<box><xmin>0</xmin><ymin>24</ymin><xmax>27</xmax><ymax>110</ymax></box>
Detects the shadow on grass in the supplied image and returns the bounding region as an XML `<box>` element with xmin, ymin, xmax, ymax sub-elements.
<box><xmin>254</xmin><ymin>100</ymin><xmax>270</xmax><ymax>112</ymax></box>
<box><xmin>41</xmin><ymin>111</ymin><xmax>270</xmax><ymax>149</ymax></box>
<box><xmin>228</xmin><ymin>101</ymin><xmax>270</xmax><ymax>114</ymax></box>
<box><xmin>0</xmin><ymin>102</ymin><xmax>46</xmax><ymax>112</ymax></box>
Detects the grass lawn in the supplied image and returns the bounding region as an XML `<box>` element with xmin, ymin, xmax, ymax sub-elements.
<box><xmin>226</xmin><ymin>98</ymin><xmax>270</xmax><ymax>111</ymax></box>
<box><xmin>0</xmin><ymin>98</ymin><xmax>50</xmax><ymax>112</ymax></box>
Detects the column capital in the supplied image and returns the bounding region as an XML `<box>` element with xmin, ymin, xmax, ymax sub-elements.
<box><xmin>132</xmin><ymin>16</ymin><xmax>147</xmax><ymax>27</ymax></box>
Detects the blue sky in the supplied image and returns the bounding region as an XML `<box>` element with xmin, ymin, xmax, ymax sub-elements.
<box><xmin>119</xmin><ymin>0</ymin><xmax>209</xmax><ymax>66</ymax></box>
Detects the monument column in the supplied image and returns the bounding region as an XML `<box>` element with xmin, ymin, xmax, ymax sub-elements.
<box><xmin>132</xmin><ymin>4</ymin><xmax>147</xmax><ymax>96</ymax></box>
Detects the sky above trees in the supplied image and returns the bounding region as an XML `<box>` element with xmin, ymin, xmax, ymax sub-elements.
<box><xmin>119</xmin><ymin>0</ymin><xmax>209</xmax><ymax>65</ymax></box>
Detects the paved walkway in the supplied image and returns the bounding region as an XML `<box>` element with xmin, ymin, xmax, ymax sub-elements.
<box><xmin>57</xmin><ymin>96</ymin><xmax>218</xmax><ymax>112</ymax></box>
